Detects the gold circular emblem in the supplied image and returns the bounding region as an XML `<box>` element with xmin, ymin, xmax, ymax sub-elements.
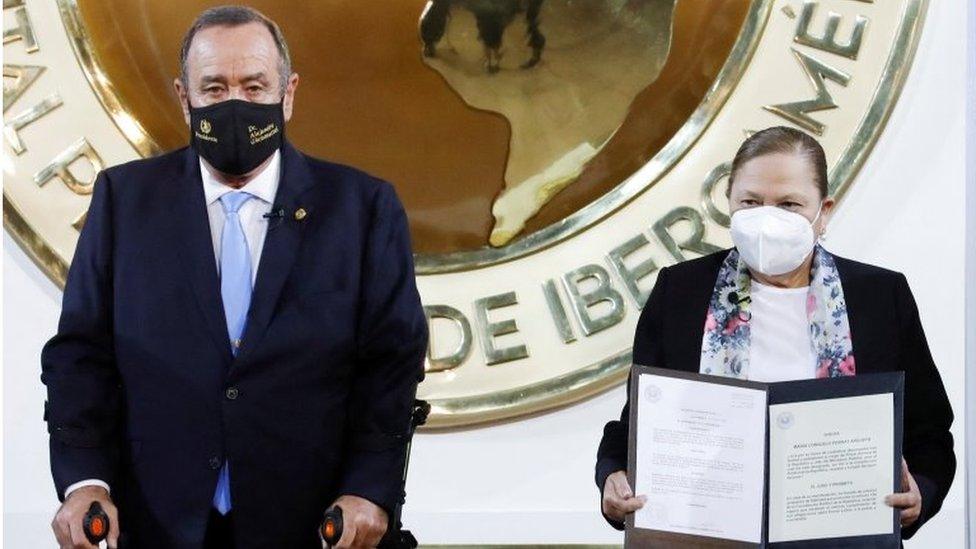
<box><xmin>3</xmin><ymin>0</ymin><xmax>927</xmax><ymax>427</ymax></box>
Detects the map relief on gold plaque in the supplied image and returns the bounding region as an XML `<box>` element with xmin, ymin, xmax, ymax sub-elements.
<box><xmin>420</xmin><ymin>0</ymin><xmax>676</xmax><ymax>246</ymax></box>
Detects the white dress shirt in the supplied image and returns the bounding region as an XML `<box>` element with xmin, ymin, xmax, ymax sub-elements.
<box><xmin>747</xmin><ymin>280</ymin><xmax>817</xmax><ymax>383</ymax></box>
<box><xmin>202</xmin><ymin>151</ymin><xmax>281</xmax><ymax>282</ymax></box>
<box><xmin>63</xmin><ymin>152</ymin><xmax>282</xmax><ymax>499</ymax></box>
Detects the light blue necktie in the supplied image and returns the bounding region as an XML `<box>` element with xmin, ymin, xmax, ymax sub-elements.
<box><xmin>213</xmin><ymin>191</ymin><xmax>254</xmax><ymax>515</ymax></box>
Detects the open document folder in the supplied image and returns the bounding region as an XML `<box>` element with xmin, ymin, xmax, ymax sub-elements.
<box><xmin>626</xmin><ymin>365</ymin><xmax>903</xmax><ymax>548</ymax></box>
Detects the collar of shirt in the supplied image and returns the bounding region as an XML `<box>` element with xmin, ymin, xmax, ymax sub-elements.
<box><xmin>200</xmin><ymin>150</ymin><xmax>281</xmax><ymax>207</ymax></box>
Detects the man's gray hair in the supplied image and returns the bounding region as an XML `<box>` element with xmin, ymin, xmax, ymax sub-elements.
<box><xmin>179</xmin><ymin>5</ymin><xmax>292</xmax><ymax>94</ymax></box>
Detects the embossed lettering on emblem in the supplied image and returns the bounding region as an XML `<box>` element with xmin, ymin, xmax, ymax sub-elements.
<box><xmin>34</xmin><ymin>138</ymin><xmax>104</xmax><ymax>195</ymax></box>
<box><xmin>3</xmin><ymin>0</ymin><xmax>39</xmax><ymax>53</ymax></box>
<box><xmin>700</xmin><ymin>162</ymin><xmax>732</xmax><ymax>228</ymax></box>
<box><xmin>652</xmin><ymin>206</ymin><xmax>722</xmax><ymax>262</ymax></box>
<box><xmin>606</xmin><ymin>234</ymin><xmax>659</xmax><ymax>309</ymax></box>
<box><xmin>3</xmin><ymin>64</ymin><xmax>45</xmax><ymax>111</ymax></box>
<box><xmin>542</xmin><ymin>279</ymin><xmax>576</xmax><ymax>344</ymax></box>
<box><xmin>474</xmin><ymin>291</ymin><xmax>529</xmax><ymax>365</ymax></box>
<box><xmin>424</xmin><ymin>304</ymin><xmax>473</xmax><ymax>372</ymax></box>
<box><xmin>4</xmin><ymin>93</ymin><xmax>63</xmax><ymax>154</ymax></box>
<box><xmin>763</xmin><ymin>49</ymin><xmax>851</xmax><ymax>136</ymax></box>
<box><xmin>561</xmin><ymin>264</ymin><xmax>625</xmax><ymax>337</ymax></box>
<box><xmin>794</xmin><ymin>1</ymin><xmax>869</xmax><ymax>60</ymax></box>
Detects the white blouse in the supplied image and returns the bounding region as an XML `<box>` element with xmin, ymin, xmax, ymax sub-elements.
<box><xmin>747</xmin><ymin>280</ymin><xmax>817</xmax><ymax>382</ymax></box>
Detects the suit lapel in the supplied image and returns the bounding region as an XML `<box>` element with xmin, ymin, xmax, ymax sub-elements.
<box><xmin>172</xmin><ymin>148</ymin><xmax>234</xmax><ymax>366</ymax></box>
<box><xmin>234</xmin><ymin>142</ymin><xmax>316</xmax><ymax>366</ymax></box>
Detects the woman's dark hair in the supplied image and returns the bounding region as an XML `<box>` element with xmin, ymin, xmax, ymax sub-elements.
<box><xmin>727</xmin><ymin>126</ymin><xmax>829</xmax><ymax>198</ymax></box>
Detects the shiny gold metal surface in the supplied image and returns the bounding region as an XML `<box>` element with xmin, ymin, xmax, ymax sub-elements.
<box><xmin>61</xmin><ymin>0</ymin><xmax>752</xmax><ymax>263</ymax></box>
<box><xmin>3</xmin><ymin>0</ymin><xmax>929</xmax><ymax>429</ymax></box>
<box><xmin>422</xmin><ymin>1</ymin><xmax>677</xmax><ymax>247</ymax></box>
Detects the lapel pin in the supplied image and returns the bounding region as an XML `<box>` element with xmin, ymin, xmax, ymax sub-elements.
<box><xmin>294</xmin><ymin>207</ymin><xmax>307</xmax><ymax>221</ymax></box>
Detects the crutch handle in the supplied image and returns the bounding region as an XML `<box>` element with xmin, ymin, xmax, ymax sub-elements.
<box><xmin>83</xmin><ymin>501</ymin><xmax>110</xmax><ymax>545</ymax></box>
<box><xmin>320</xmin><ymin>505</ymin><xmax>344</xmax><ymax>547</ymax></box>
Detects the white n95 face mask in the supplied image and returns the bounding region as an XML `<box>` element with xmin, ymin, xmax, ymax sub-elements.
<box><xmin>729</xmin><ymin>205</ymin><xmax>822</xmax><ymax>276</ymax></box>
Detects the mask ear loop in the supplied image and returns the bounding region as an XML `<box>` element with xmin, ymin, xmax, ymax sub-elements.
<box><xmin>811</xmin><ymin>202</ymin><xmax>826</xmax><ymax>241</ymax></box>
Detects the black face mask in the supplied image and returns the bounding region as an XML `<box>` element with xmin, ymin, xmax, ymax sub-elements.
<box><xmin>189</xmin><ymin>99</ymin><xmax>284</xmax><ymax>176</ymax></box>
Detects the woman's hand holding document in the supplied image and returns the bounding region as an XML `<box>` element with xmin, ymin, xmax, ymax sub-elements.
<box><xmin>626</xmin><ymin>365</ymin><xmax>904</xmax><ymax>548</ymax></box>
<box><xmin>632</xmin><ymin>370</ymin><xmax>767</xmax><ymax>543</ymax></box>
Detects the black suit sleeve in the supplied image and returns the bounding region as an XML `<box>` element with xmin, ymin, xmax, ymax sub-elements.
<box><xmin>40</xmin><ymin>172</ymin><xmax>122</xmax><ymax>500</ymax></box>
<box><xmin>893</xmin><ymin>273</ymin><xmax>955</xmax><ymax>539</ymax></box>
<box><xmin>594</xmin><ymin>265</ymin><xmax>670</xmax><ymax>529</ymax></box>
<box><xmin>338</xmin><ymin>182</ymin><xmax>428</xmax><ymax>514</ymax></box>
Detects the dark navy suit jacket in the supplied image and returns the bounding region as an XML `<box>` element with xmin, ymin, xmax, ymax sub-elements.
<box><xmin>595</xmin><ymin>250</ymin><xmax>955</xmax><ymax>540</ymax></box>
<box><xmin>41</xmin><ymin>142</ymin><xmax>428</xmax><ymax>548</ymax></box>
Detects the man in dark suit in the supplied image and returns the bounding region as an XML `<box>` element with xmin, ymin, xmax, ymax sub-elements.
<box><xmin>42</xmin><ymin>6</ymin><xmax>427</xmax><ymax>548</ymax></box>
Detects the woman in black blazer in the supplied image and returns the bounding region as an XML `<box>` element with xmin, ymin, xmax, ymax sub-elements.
<box><xmin>595</xmin><ymin>127</ymin><xmax>955</xmax><ymax>540</ymax></box>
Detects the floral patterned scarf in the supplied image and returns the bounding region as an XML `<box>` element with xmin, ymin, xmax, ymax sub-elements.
<box><xmin>700</xmin><ymin>245</ymin><xmax>855</xmax><ymax>380</ymax></box>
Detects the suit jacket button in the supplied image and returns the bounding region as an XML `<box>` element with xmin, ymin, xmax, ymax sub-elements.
<box><xmin>209</xmin><ymin>457</ymin><xmax>221</xmax><ymax>470</ymax></box>
<box><xmin>226</xmin><ymin>387</ymin><xmax>239</xmax><ymax>400</ymax></box>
